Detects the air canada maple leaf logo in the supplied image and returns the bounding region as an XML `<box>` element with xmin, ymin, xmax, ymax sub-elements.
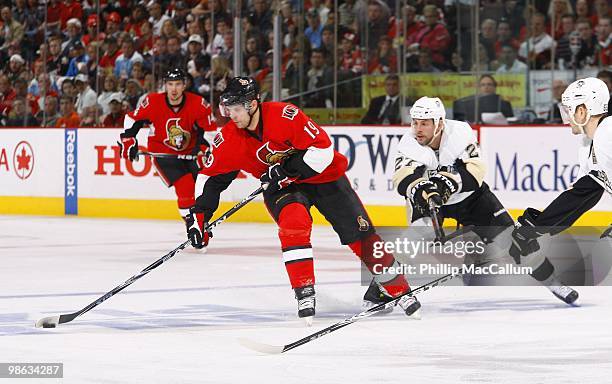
<box><xmin>13</xmin><ymin>141</ymin><xmax>34</xmax><ymax>180</ymax></box>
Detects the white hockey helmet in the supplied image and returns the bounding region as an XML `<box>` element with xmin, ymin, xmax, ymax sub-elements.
<box><xmin>410</xmin><ymin>96</ymin><xmax>445</xmax><ymax>138</ymax></box>
<box><xmin>560</xmin><ymin>77</ymin><xmax>610</xmax><ymax>132</ymax></box>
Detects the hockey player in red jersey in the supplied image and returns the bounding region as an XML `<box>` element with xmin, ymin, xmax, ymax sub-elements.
<box><xmin>185</xmin><ymin>77</ymin><xmax>420</xmax><ymax>324</ymax></box>
<box><xmin>118</xmin><ymin>68</ymin><xmax>217</xmax><ymax>221</ymax></box>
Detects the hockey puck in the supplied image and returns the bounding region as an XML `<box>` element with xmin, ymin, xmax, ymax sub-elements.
<box><xmin>42</xmin><ymin>323</ymin><xmax>56</xmax><ymax>328</ymax></box>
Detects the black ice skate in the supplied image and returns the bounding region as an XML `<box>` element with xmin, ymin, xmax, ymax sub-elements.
<box><xmin>547</xmin><ymin>284</ymin><xmax>579</xmax><ymax>305</ymax></box>
<box><xmin>362</xmin><ymin>280</ymin><xmax>421</xmax><ymax>318</ymax></box>
<box><xmin>294</xmin><ymin>285</ymin><xmax>316</xmax><ymax>326</ymax></box>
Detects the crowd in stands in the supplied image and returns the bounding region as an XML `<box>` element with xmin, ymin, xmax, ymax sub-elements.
<box><xmin>0</xmin><ymin>0</ymin><xmax>610</xmax><ymax>127</ymax></box>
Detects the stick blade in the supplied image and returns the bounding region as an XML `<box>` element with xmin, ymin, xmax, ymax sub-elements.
<box><xmin>35</xmin><ymin>315</ymin><xmax>60</xmax><ymax>328</ymax></box>
<box><xmin>238</xmin><ymin>338</ymin><xmax>285</xmax><ymax>354</ymax></box>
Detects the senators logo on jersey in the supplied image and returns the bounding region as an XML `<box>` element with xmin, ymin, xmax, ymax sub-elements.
<box><xmin>163</xmin><ymin>118</ymin><xmax>191</xmax><ymax>151</ymax></box>
<box><xmin>256</xmin><ymin>142</ymin><xmax>297</xmax><ymax>165</ymax></box>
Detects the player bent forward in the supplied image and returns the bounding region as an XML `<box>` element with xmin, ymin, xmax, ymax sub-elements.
<box><xmin>509</xmin><ymin>77</ymin><xmax>612</xmax><ymax>302</ymax></box>
<box><xmin>185</xmin><ymin>77</ymin><xmax>421</xmax><ymax>324</ymax></box>
<box><xmin>392</xmin><ymin>96</ymin><xmax>578</xmax><ymax>304</ymax></box>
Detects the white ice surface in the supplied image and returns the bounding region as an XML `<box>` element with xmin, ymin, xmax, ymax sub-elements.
<box><xmin>1</xmin><ymin>216</ymin><xmax>611</xmax><ymax>384</ymax></box>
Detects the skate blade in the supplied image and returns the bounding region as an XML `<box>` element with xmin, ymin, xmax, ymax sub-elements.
<box><xmin>183</xmin><ymin>247</ymin><xmax>208</xmax><ymax>254</ymax></box>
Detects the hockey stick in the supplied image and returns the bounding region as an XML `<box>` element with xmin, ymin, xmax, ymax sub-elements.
<box><xmin>239</xmin><ymin>266</ymin><xmax>469</xmax><ymax>354</ymax></box>
<box><xmin>35</xmin><ymin>186</ymin><xmax>265</xmax><ymax>328</ymax></box>
<box><xmin>138</xmin><ymin>151</ymin><xmax>199</xmax><ymax>160</ymax></box>
<box><xmin>428</xmin><ymin>199</ymin><xmax>445</xmax><ymax>242</ymax></box>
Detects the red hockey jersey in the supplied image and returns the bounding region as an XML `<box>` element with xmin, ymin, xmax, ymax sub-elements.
<box><xmin>125</xmin><ymin>92</ymin><xmax>216</xmax><ymax>155</ymax></box>
<box><xmin>201</xmin><ymin>102</ymin><xmax>348</xmax><ymax>183</ymax></box>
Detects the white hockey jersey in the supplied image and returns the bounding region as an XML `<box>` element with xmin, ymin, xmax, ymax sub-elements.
<box><xmin>395</xmin><ymin>119</ymin><xmax>481</xmax><ymax>205</ymax></box>
<box><xmin>577</xmin><ymin>116</ymin><xmax>612</xmax><ymax>194</ymax></box>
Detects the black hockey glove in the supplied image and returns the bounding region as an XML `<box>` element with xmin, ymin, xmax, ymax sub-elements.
<box><xmin>509</xmin><ymin>208</ymin><xmax>544</xmax><ymax>263</ymax></box>
<box><xmin>429</xmin><ymin>172</ymin><xmax>459</xmax><ymax>204</ymax></box>
<box><xmin>118</xmin><ymin>133</ymin><xmax>139</xmax><ymax>161</ymax></box>
<box><xmin>409</xmin><ymin>179</ymin><xmax>443</xmax><ymax>216</ymax></box>
<box><xmin>185</xmin><ymin>208</ymin><xmax>212</xmax><ymax>249</ymax></box>
<box><xmin>260</xmin><ymin>163</ymin><xmax>299</xmax><ymax>194</ymax></box>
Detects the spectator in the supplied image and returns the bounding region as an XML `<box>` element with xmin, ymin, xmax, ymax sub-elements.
<box><xmin>7</xmin><ymin>54</ymin><xmax>26</xmax><ymax>83</ymax></box>
<box><xmin>410</xmin><ymin>5</ymin><xmax>451</xmax><ymax>69</ymax></box>
<box><xmin>339</xmin><ymin>32</ymin><xmax>363</xmax><ymax>73</ymax></box>
<box><xmin>368</xmin><ymin>36</ymin><xmax>397</xmax><ymax>74</ymax></box>
<box><xmin>0</xmin><ymin>75</ymin><xmax>16</xmax><ymax>114</ymax></box>
<box><xmin>98</xmin><ymin>74</ymin><xmax>122</xmax><ymax>115</ymax></box>
<box><xmin>416</xmin><ymin>47</ymin><xmax>441</xmax><ymax>73</ymax></box>
<box><xmin>305</xmin><ymin>8</ymin><xmax>323</xmax><ymax>49</ymax></box>
<box><xmin>82</xmin><ymin>14</ymin><xmax>105</xmax><ymax>46</ymax></box>
<box><xmin>100</xmin><ymin>36</ymin><xmax>121</xmax><ymax>74</ymax></box>
<box><xmin>124</xmin><ymin>79</ymin><xmax>143</xmax><ymax>111</ymax></box>
<box><xmin>33</xmin><ymin>73</ymin><xmax>59</xmax><ymax>113</ymax></box>
<box><xmin>59</xmin><ymin>77</ymin><xmax>77</xmax><ymax>99</ymax></box>
<box><xmin>361</xmin><ymin>74</ymin><xmax>402</xmax><ymax>125</ymax></box>
<box><xmin>105</xmin><ymin>12</ymin><xmax>122</xmax><ymax>39</ymax></box>
<box><xmin>471</xmin><ymin>43</ymin><xmax>492</xmax><ymax>72</ymax></box>
<box><xmin>208</xmin><ymin>18</ymin><xmax>229</xmax><ymax>55</ymax></box>
<box><xmin>101</xmin><ymin>92</ymin><xmax>126</xmax><ymax>128</ymax></box>
<box><xmin>575</xmin><ymin>0</ymin><xmax>590</xmax><ymax>21</ymax></box>
<box><xmin>453</xmin><ymin>74</ymin><xmax>514</xmax><ymax>123</ymax></box>
<box><xmin>320</xmin><ymin>25</ymin><xmax>335</xmax><ymax>66</ymax></box>
<box><xmin>151</xmin><ymin>36</ymin><xmax>170</xmax><ymax>74</ymax></box>
<box><xmin>79</xmin><ymin>105</ymin><xmax>101</xmax><ymax>127</ymax></box>
<box><xmin>60</xmin><ymin>18</ymin><xmax>82</xmax><ymax>56</ymax></box>
<box><xmin>36</xmin><ymin>95</ymin><xmax>61</xmax><ymax>128</ymax></box>
<box><xmin>114</xmin><ymin>38</ymin><xmax>144</xmax><ymax>80</ymax></box>
<box><xmin>13</xmin><ymin>77</ymin><xmax>39</xmax><ymax>115</ymax></box>
<box><xmin>365</xmin><ymin>1</ymin><xmax>389</xmax><ymax>53</ymax></box>
<box><xmin>45</xmin><ymin>0</ymin><xmax>62</xmax><ymax>33</ymax></box>
<box><xmin>59</xmin><ymin>0</ymin><xmax>82</xmax><ymax>31</ymax></box>
<box><xmin>397</xmin><ymin>5</ymin><xmax>424</xmax><ymax>48</ymax></box>
<box><xmin>305</xmin><ymin>48</ymin><xmax>332</xmax><ymax>108</ymax></box>
<box><xmin>596</xmin><ymin>70</ymin><xmax>612</xmax><ymax>116</ymax></box>
<box><xmin>479</xmin><ymin>19</ymin><xmax>498</xmax><ymax>62</ymax></box>
<box><xmin>5</xmin><ymin>98</ymin><xmax>39</xmax><ymax>127</ymax></box>
<box><xmin>575</xmin><ymin>19</ymin><xmax>598</xmax><ymax>68</ymax></box>
<box><xmin>555</xmin><ymin>14</ymin><xmax>578</xmax><ymax>68</ymax></box>
<box><xmin>219</xmin><ymin>31</ymin><xmax>234</xmax><ymax>64</ymax></box>
<box><xmin>65</xmin><ymin>41</ymin><xmax>88</xmax><ymax>77</ymax></box>
<box><xmin>248</xmin><ymin>0</ymin><xmax>273</xmax><ymax>36</ymax></box>
<box><xmin>148</xmin><ymin>1</ymin><xmax>170</xmax><ymax>37</ymax></box>
<box><xmin>592</xmin><ymin>0</ymin><xmax>611</xmax><ymax>27</ymax></box>
<box><xmin>136</xmin><ymin>21</ymin><xmax>154</xmax><ymax>54</ymax></box>
<box><xmin>83</xmin><ymin>42</ymin><xmax>100</xmax><ymax>81</ymax></box>
<box><xmin>338</xmin><ymin>0</ymin><xmax>364</xmax><ymax>32</ymax></box>
<box><xmin>494</xmin><ymin>19</ymin><xmax>521</xmax><ymax>57</ymax></box>
<box><xmin>74</xmin><ymin>74</ymin><xmax>97</xmax><ymax>115</ymax></box>
<box><xmin>46</xmin><ymin>34</ymin><xmax>64</xmax><ymax>74</ymax></box>
<box><xmin>596</xmin><ymin>16</ymin><xmax>611</xmax><ymax>66</ymax></box>
<box><xmin>131</xmin><ymin>62</ymin><xmax>147</xmax><ymax>87</ymax></box>
<box><xmin>547</xmin><ymin>0</ymin><xmax>573</xmax><ymax>39</ymax></box>
<box><xmin>0</xmin><ymin>6</ymin><xmax>25</xmax><ymax>51</ymax></box>
<box><xmin>161</xmin><ymin>19</ymin><xmax>180</xmax><ymax>41</ymax></box>
<box><xmin>126</xmin><ymin>4</ymin><xmax>148</xmax><ymax>39</ymax></box>
<box><xmin>496</xmin><ymin>44</ymin><xmax>528</xmax><ymax>73</ymax></box>
<box><xmin>198</xmin><ymin>55</ymin><xmax>231</xmax><ymax>104</ymax></box>
<box><xmin>518</xmin><ymin>13</ymin><xmax>554</xmax><ymax>69</ymax></box>
<box><xmin>186</xmin><ymin>34</ymin><xmax>205</xmax><ymax>61</ymax></box>
<box><xmin>284</xmin><ymin>50</ymin><xmax>308</xmax><ymax>98</ymax></box>
<box><xmin>246</xmin><ymin>54</ymin><xmax>267</xmax><ymax>85</ymax></box>
<box><xmin>166</xmin><ymin>36</ymin><xmax>187</xmax><ymax>71</ymax></box>
<box><xmin>56</xmin><ymin>96</ymin><xmax>80</xmax><ymax>128</ymax></box>
<box><xmin>547</xmin><ymin>79</ymin><xmax>567</xmax><ymax>123</ymax></box>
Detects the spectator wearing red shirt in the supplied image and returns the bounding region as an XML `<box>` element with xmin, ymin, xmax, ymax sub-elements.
<box><xmin>389</xmin><ymin>5</ymin><xmax>424</xmax><ymax>48</ymax></box>
<box><xmin>56</xmin><ymin>96</ymin><xmax>81</xmax><ymax>128</ymax></box>
<box><xmin>0</xmin><ymin>75</ymin><xmax>16</xmax><ymax>115</ymax></box>
<box><xmin>410</xmin><ymin>5</ymin><xmax>451</xmax><ymax>69</ymax></box>
<box><xmin>368</xmin><ymin>36</ymin><xmax>397</xmax><ymax>74</ymax></box>
<box><xmin>105</xmin><ymin>11</ymin><xmax>122</xmax><ymax>39</ymax></box>
<box><xmin>494</xmin><ymin>19</ymin><xmax>521</xmax><ymax>56</ymax></box>
<box><xmin>82</xmin><ymin>15</ymin><xmax>106</xmax><ymax>46</ymax></box>
<box><xmin>126</xmin><ymin>5</ymin><xmax>148</xmax><ymax>39</ymax></box>
<box><xmin>59</xmin><ymin>0</ymin><xmax>83</xmax><ymax>30</ymax></box>
<box><xmin>339</xmin><ymin>32</ymin><xmax>363</xmax><ymax>73</ymax></box>
<box><xmin>596</xmin><ymin>16</ymin><xmax>611</xmax><ymax>66</ymax></box>
<box><xmin>99</xmin><ymin>36</ymin><xmax>122</xmax><ymax>72</ymax></box>
<box><xmin>101</xmin><ymin>93</ymin><xmax>125</xmax><ymax>128</ymax></box>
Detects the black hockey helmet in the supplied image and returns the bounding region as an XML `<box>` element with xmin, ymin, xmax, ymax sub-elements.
<box><xmin>163</xmin><ymin>67</ymin><xmax>186</xmax><ymax>82</ymax></box>
<box><xmin>220</xmin><ymin>76</ymin><xmax>260</xmax><ymax>108</ymax></box>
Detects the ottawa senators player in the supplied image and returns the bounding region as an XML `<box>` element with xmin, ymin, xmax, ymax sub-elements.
<box><xmin>118</xmin><ymin>68</ymin><xmax>217</xmax><ymax>221</ymax></box>
<box><xmin>185</xmin><ymin>77</ymin><xmax>421</xmax><ymax>324</ymax></box>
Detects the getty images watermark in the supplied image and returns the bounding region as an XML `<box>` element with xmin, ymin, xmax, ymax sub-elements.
<box><xmin>369</xmin><ymin>235</ymin><xmax>533</xmax><ymax>277</ymax></box>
